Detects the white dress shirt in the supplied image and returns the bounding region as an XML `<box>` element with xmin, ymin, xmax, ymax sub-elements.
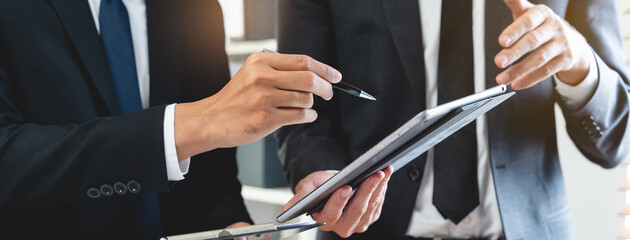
<box><xmin>406</xmin><ymin>0</ymin><xmax>598</xmax><ymax>238</ymax></box>
<box><xmin>87</xmin><ymin>0</ymin><xmax>190</xmax><ymax>181</ymax></box>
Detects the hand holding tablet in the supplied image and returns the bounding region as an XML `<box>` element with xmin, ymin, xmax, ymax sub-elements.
<box><xmin>284</xmin><ymin>166</ymin><xmax>394</xmax><ymax>238</ymax></box>
<box><xmin>278</xmin><ymin>85</ymin><xmax>514</xmax><ymax>238</ymax></box>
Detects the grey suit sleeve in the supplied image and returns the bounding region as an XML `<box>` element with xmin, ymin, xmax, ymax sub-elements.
<box><xmin>559</xmin><ymin>0</ymin><xmax>630</xmax><ymax>168</ymax></box>
<box><xmin>275</xmin><ymin>0</ymin><xmax>348</xmax><ymax>190</ymax></box>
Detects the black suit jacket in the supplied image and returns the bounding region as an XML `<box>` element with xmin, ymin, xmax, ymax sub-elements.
<box><xmin>276</xmin><ymin>0</ymin><xmax>630</xmax><ymax>239</ymax></box>
<box><xmin>0</xmin><ymin>0</ymin><xmax>251</xmax><ymax>239</ymax></box>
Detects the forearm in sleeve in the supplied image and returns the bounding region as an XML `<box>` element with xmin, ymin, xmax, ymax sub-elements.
<box><xmin>559</xmin><ymin>0</ymin><xmax>630</xmax><ymax>167</ymax></box>
<box><xmin>0</xmin><ymin>105</ymin><xmax>171</xmax><ymax>212</ymax></box>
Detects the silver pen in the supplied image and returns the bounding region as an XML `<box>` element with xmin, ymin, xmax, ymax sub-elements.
<box><xmin>262</xmin><ymin>49</ymin><xmax>376</xmax><ymax>101</ymax></box>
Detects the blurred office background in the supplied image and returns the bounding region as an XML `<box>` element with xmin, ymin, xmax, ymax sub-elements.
<box><xmin>217</xmin><ymin>1</ymin><xmax>630</xmax><ymax>239</ymax></box>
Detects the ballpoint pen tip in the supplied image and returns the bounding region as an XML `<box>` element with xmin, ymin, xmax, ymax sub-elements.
<box><xmin>360</xmin><ymin>91</ymin><xmax>376</xmax><ymax>101</ymax></box>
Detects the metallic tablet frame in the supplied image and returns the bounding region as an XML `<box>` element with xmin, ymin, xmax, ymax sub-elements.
<box><xmin>277</xmin><ymin>85</ymin><xmax>511</xmax><ymax>223</ymax></box>
<box><xmin>161</xmin><ymin>221</ymin><xmax>324</xmax><ymax>240</ymax></box>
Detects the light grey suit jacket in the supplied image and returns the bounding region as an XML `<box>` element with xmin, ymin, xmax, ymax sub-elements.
<box><xmin>276</xmin><ymin>0</ymin><xmax>630</xmax><ymax>239</ymax></box>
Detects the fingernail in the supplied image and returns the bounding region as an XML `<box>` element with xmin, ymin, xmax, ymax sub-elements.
<box><xmin>497</xmin><ymin>72</ymin><xmax>510</xmax><ymax>84</ymax></box>
<box><xmin>334</xmin><ymin>70</ymin><xmax>342</xmax><ymax>83</ymax></box>
<box><xmin>497</xmin><ymin>55</ymin><xmax>509</xmax><ymax>68</ymax></box>
<box><xmin>340</xmin><ymin>188</ymin><xmax>351</xmax><ymax>198</ymax></box>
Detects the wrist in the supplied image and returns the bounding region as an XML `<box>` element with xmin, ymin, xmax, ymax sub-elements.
<box><xmin>557</xmin><ymin>58</ymin><xmax>589</xmax><ymax>86</ymax></box>
<box><xmin>556</xmin><ymin>38</ymin><xmax>591</xmax><ymax>86</ymax></box>
<box><xmin>174</xmin><ymin>101</ymin><xmax>217</xmax><ymax>160</ymax></box>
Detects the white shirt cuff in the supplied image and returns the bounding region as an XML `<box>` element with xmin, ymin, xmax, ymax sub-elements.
<box><xmin>553</xmin><ymin>52</ymin><xmax>599</xmax><ymax>110</ymax></box>
<box><xmin>164</xmin><ymin>103</ymin><xmax>190</xmax><ymax>181</ymax></box>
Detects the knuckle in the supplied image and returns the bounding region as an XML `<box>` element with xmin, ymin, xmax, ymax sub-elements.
<box><xmin>530</xmin><ymin>30</ymin><xmax>545</xmax><ymax>45</ymax></box>
<box><xmin>372</xmin><ymin>199</ymin><xmax>381</xmax><ymax>207</ymax></box>
<box><xmin>372</xmin><ymin>213</ymin><xmax>381</xmax><ymax>222</ymax></box>
<box><xmin>318</xmin><ymin>215</ymin><xmax>331</xmax><ymax>224</ymax></box>
<box><xmin>251</xmin><ymin>93</ymin><xmax>268</xmax><ymax>107</ymax></box>
<box><xmin>247</xmin><ymin>52</ymin><xmax>264</xmax><ymax>64</ymax></box>
<box><xmin>304</xmin><ymin>72</ymin><xmax>318</xmax><ymax>89</ymax></box>
<box><xmin>523</xmin><ymin>16</ymin><xmax>535</xmax><ymax>29</ymax></box>
<box><xmin>537</xmin><ymin>4</ymin><xmax>553</xmax><ymax>15</ymax></box>
<box><xmin>550</xmin><ymin>14</ymin><xmax>563</xmax><ymax>25</ymax></box>
<box><xmin>510</xmin><ymin>67</ymin><xmax>523</xmax><ymax>79</ymax></box>
<box><xmin>537</xmin><ymin>51</ymin><xmax>550</xmax><ymax>63</ymax></box>
<box><xmin>246</xmin><ymin>72</ymin><xmax>265</xmax><ymax>86</ymax></box>
<box><xmin>541</xmin><ymin>65</ymin><xmax>554</xmax><ymax>76</ymax></box>
<box><xmin>557</xmin><ymin>23</ymin><xmax>571</xmax><ymax>37</ymax></box>
<box><xmin>295</xmin><ymin>108</ymin><xmax>309</xmax><ymax>120</ymax></box>
<box><xmin>297</xmin><ymin>55</ymin><xmax>313</xmax><ymax>70</ymax></box>
<box><xmin>532</xmin><ymin>5</ymin><xmax>547</xmax><ymax>18</ymax></box>
<box><xmin>324</xmin><ymin>215</ymin><xmax>339</xmax><ymax>224</ymax></box>
<box><xmin>501</xmin><ymin>50</ymin><xmax>515</xmax><ymax>63</ymax></box>
<box><xmin>254</xmin><ymin>110</ymin><xmax>271</xmax><ymax>126</ymax></box>
<box><xmin>357</xmin><ymin>205</ymin><xmax>368</xmax><ymax>215</ymax></box>
<box><xmin>295</xmin><ymin>181</ymin><xmax>308</xmax><ymax>192</ymax></box>
<box><xmin>357</xmin><ymin>224</ymin><xmax>369</xmax><ymax>233</ymax></box>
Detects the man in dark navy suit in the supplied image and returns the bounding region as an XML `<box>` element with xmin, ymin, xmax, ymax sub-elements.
<box><xmin>0</xmin><ymin>0</ymin><xmax>345</xmax><ymax>239</ymax></box>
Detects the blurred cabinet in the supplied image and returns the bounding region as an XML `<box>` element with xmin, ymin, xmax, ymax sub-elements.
<box><xmin>244</xmin><ymin>0</ymin><xmax>279</xmax><ymax>40</ymax></box>
<box><xmin>237</xmin><ymin>135</ymin><xmax>287</xmax><ymax>188</ymax></box>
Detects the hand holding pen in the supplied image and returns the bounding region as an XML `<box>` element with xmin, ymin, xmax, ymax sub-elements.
<box><xmin>263</xmin><ymin>49</ymin><xmax>376</xmax><ymax>101</ymax></box>
<box><xmin>174</xmin><ymin>51</ymin><xmax>348</xmax><ymax>160</ymax></box>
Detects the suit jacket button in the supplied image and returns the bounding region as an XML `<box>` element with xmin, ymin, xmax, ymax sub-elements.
<box><xmin>127</xmin><ymin>180</ymin><xmax>142</xmax><ymax>194</ymax></box>
<box><xmin>582</xmin><ymin>116</ymin><xmax>596</xmax><ymax>126</ymax></box>
<box><xmin>87</xmin><ymin>188</ymin><xmax>101</xmax><ymax>199</ymax></box>
<box><xmin>408</xmin><ymin>165</ymin><xmax>421</xmax><ymax>182</ymax></box>
<box><xmin>100</xmin><ymin>184</ymin><xmax>114</xmax><ymax>196</ymax></box>
<box><xmin>114</xmin><ymin>182</ymin><xmax>128</xmax><ymax>194</ymax></box>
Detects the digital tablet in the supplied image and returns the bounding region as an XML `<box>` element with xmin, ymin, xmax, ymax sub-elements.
<box><xmin>161</xmin><ymin>221</ymin><xmax>323</xmax><ymax>240</ymax></box>
<box><xmin>276</xmin><ymin>84</ymin><xmax>514</xmax><ymax>223</ymax></box>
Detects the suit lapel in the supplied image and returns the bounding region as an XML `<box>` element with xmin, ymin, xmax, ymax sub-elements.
<box><xmin>381</xmin><ymin>0</ymin><xmax>425</xmax><ymax>108</ymax></box>
<box><xmin>146</xmin><ymin>0</ymin><xmax>182</xmax><ymax>106</ymax></box>
<box><xmin>50</xmin><ymin>0</ymin><xmax>121</xmax><ymax>115</ymax></box>
<box><xmin>484</xmin><ymin>2</ymin><xmax>520</xmax><ymax>239</ymax></box>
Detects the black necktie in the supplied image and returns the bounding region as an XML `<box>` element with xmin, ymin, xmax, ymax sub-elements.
<box><xmin>100</xmin><ymin>0</ymin><xmax>162</xmax><ymax>237</ymax></box>
<box><xmin>433</xmin><ymin>0</ymin><xmax>479</xmax><ymax>224</ymax></box>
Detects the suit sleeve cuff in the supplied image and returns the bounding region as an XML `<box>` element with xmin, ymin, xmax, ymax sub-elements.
<box><xmin>553</xmin><ymin>51</ymin><xmax>599</xmax><ymax>110</ymax></box>
<box><xmin>164</xmin><ymin>103</ymin><xmax>190</xmax><ymax>181</ymax></box>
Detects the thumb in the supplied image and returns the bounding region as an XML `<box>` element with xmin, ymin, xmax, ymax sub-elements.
<box><xmin>284</xmin><ymin>190</ymin><xmax>308</xmax><ymax>211</ymax></box>
<box><xmin>504</xmin><ymin>0</ymin><xmax>535</xmax><ymax>19</ymax></box>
